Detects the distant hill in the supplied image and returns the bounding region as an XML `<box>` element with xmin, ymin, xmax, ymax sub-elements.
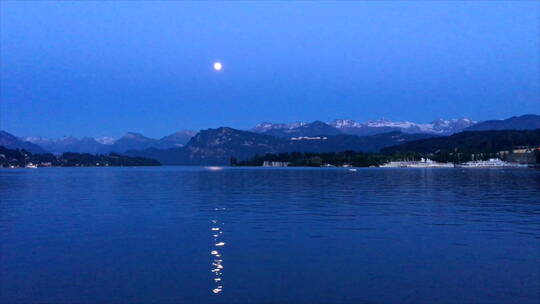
<box><xmin>23</xmin><ymin>136</ymin><xmax>104</xmax><ymax>154</ymax></box>
<box><xmin>381</xmin><ymin>129</ymin><xmax>540</xmax><ymax>154</ymax></box>
<box><xmin>100</xmin><ymin>130</ymin><xmax>196</xmax><ymax>153</ymax></box>
<box><xmin>0</xmin><ymin>131</ymin><xmax>49</xmax><ymax>154</ymax></box>
<box><xmin>101</xmin><ymin>132</ymin><xmax>161</xmax><ymax>153</ymax></box>
<box><xmin>22</xmin><ymin>130</ymin><xmax>196</xmax><ymax>154</ymax></box>
<box><xmin>127</xmin><ymin>127</ymin><xmax>436</xmax><ymax>165</ymax></box>
<box><xmin>159</xmin><ymin>130</ymin><xmax>197</xmax><ymax>148</ymax></box>
<box><xmin>464</xmin><ymin>114</ymin><xmax>540</xmax><ymax>131</ymax></box>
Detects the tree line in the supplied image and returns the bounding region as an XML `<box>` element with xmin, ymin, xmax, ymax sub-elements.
<box><xmin>0</xmin><ymin>146</ymin><xmax>161</xmax><ymax>167</ymax></box>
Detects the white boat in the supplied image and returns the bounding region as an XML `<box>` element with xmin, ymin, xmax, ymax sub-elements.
<box><xmin>380</xmin><ymin>158</ymin><xmax>454</xmax><ymax>168</ymax></box>
<box><xmin>25</xmin><ymin>163</ymin><xmax>38</xmax><ymax>169</ymax></box>
<box><xmin>457</xmin><ymin>158</ymin><xmax>526</xmax><ymax>168</ymax></box>
<box><xmin>348</xmin><ymin>168</ymin><xmax>357</xmax><ymax>172</ymax></box>
<box><xmin>262</xmin><ymin>161</ymin><xmax>290</xmax><ymax>167</ymax></box>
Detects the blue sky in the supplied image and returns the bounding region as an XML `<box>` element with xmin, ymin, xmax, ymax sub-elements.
<box><xmin>1</xmin><ymin>1</ymin><xmax>539</xmax><ymax>138</ymax></box>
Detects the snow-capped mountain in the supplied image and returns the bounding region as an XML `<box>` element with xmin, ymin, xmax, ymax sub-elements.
<box><xmin>253</xmin><ymin>118</ymin><xmax>477</xmax><ymax>137</ymax></box>
<box><xmin>338</xmin><ymin>118</ymin><xmax>477</xmax><ymax>135</ymax></box>
<box><xmin>96</xmin><ymin>136</ymin><xmax>115</xmax><ymax>145</ymax></box>
<box><xmin>252</xmin><ymin>121</ymin><xmax>341</xmax><ymax>138</ymax></box>
<box><xmin>429</xmin><ymin>118</ymin><xmax>477</xmax><ymax>134</ymax></box>
<box><xmin>252</xmin><ymin>122</ymin><xmax>308</xmax><ymax>133</ymax></box>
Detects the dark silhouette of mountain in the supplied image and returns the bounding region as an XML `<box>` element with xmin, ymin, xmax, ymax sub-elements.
<box><xmin>382</xmin><ymin>129</ymin><xmax>540</xmax><ymax>154</ymax></box>
<box><xmin>22</xmin><ymin>130</ymin><xmax>197</xmax><ymax>154</ymax></box>
<box><xmin>23</xmin><ymin>136</ymin><xmax>104</xmax><ymax>154</ymax></box>
<box><xmin>159</xmin><ymin>130</ymin><xmax>197</xmax><ymax>147</ymax></box>
<box><xmin>292</xmin><ymin>121</ymin><xmax>343</xmax><ymax>137</ymax></box>
<box><xmin>464</xmin><ymin>114</ymin><xmax>540</xmax><ymax>131</ymax></box>
<box><xmin>288</xmin><ymin>132</ymin><xmax>435</xmax><ymax>154</ymax></box>
<box><xmin>172</xmin><ymin>127</ymin><xmax>286</xmax><ymax>164</ymax></box>
<box><xmin>127</xmin><ymin>127</ymin><xmax>436</xmax><ymax>165</ymax></box>
<box><xmin>330</xmin><ymin>123</ymin><xmax>400</xmax><ymax>136</ymax></box>
<box><xmin>101</xmin><ymin>132</ymin><xmax>160</xmax><ymax>153</ymax></box>
<box><xmin>104</xmin><ymin>130</ymin><xmax>196</xmax><ymax>153</ymax></box>
<box><xmin>0</xmin><ymin>131</ymin><xmax>48</xmax><ymax>154</ymax></box>
<box><xmin>123</xmin><ymin>147</ymin><xmax>190</xmax><ymax>165</ymax></box>
<box><xmin>71</xmin><ymin>137</ymin><xmax>105</xmax><ymax>153</ymax></box>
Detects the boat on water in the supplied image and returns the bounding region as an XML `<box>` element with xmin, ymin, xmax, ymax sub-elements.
<box><xmin>25</xmin><ymin>163</ymin><xmax>38</xmax><ymax>169</ymax></box>
<box><xmin>262</xmin><ymin>161</ymin><xmax>290</xmax><ymax>167</ymax></box>
<box><xmin>456</xmin><ymin>158</ymin><xmax>527</xmax><ymax>168</ymax></box>
<box><xmin>380</xmin><ymin>158</ymin><xmax>454</xmax><ymax>168</ymax></box>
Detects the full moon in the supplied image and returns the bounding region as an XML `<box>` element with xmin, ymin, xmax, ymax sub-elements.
<box><xmin>213</xmin><ymin>62</ymin><xmax>222</xmax><ymax>71</ymax></box>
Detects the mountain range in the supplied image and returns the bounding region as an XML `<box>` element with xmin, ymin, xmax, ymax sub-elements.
<box><xmin>125</xmin><ymin>128</ymin><xmax>437</xmax><ymax>165</ymax></box>
<box><xmin>19</xmin><ymin>130</ymin><xmax>196</xmax><ymax>154</ymax></box>
<box><xmin>1</xmin><ymin>114</ymin><xmax>538</xmax><ymax>164</ymax></box>
<box><xmin>3</xmin><ymin>116</ymin><xmax>480</xmax><ymax>154</ymax></box>
<box><xmin>0</xmin><ymin>131</ymin><xmax>48</xmax><ymax>154</ymax></box>
<box><xmin>253</xmin><ymin>117</ymin><xmax>477</xmax><ymax>137</ymax></box>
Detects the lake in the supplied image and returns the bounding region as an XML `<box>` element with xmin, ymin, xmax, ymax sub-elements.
<box><xmin>1</xmin><ymin>167</ymin><xmax>539</xmax><ymax>303</ymax></box>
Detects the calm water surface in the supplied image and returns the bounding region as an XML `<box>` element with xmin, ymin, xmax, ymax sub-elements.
<box><xmin>1</xmin><ymin>167</ymin><xmax>539</xmax><ymax>303</ymax></box>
